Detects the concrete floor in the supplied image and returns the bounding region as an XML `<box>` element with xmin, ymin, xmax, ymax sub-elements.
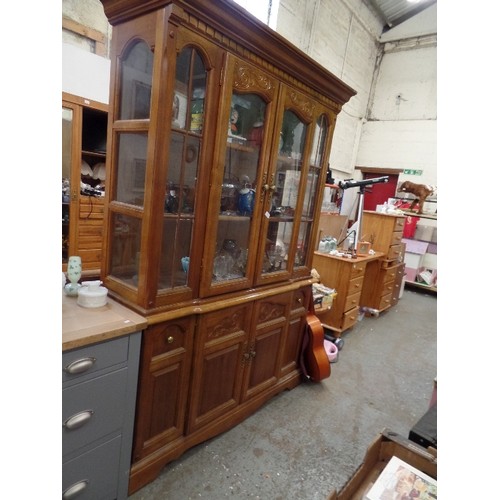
<box><xmin>128</xmin><ymin>287</ymin><xmax>437</xmax><ymax>500</ymax></box>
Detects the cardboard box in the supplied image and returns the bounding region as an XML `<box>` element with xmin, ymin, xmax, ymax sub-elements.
<box><xmin>328</xmin><ymin>429</ymin><xmax>437</xmax><ymax>500</ymax></box>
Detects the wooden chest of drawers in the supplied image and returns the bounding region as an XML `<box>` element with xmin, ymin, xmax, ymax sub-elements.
<box><xmin>362</xmin><ymin>211</ymin><xmax>405</xmax><ymax>264</ymax></box>
<box><xmin>312</xmin><ymin>251</ymin><xmax>384</xmax><ymax>337</ymax></box>
<box><xmin>361</xmin><ymin>260</ymin><xmax>405</xmax><ymax>312</ymax></box>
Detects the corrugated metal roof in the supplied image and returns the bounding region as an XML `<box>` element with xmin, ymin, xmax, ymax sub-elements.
<box><xmin>368</xmin><ymin>0</ymin><xmax>436</xmax><ymax>29</ymax></box>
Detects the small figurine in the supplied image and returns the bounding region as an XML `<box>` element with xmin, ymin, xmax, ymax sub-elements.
<box><xmin>229</xmin><ymin>107</ymin><xmax>239</xmax><ymax>135</ymax></box>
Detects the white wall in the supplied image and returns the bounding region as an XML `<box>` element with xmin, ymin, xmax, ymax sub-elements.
<box><xmin>357</xmin><ymin>40</ymin><xmax>437</xmax><ymax>186</ymax></box>
<box><xmin>277</xmin><ymin>0</ymin><xmax>383</xmax><ymax>178</ymax></box>
<box><xmin>62</xmin><ymin>43</ymin><xmax>110</xmax><ymax>104</ymax></box>
<box><xmin>275</xmin><ymin>0</ymin><xmax>437</xmax><ymax>213</ymax></box>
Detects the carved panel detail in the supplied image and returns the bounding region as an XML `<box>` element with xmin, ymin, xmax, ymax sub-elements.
<box><xmin>258</xmin><ymin>302</ymin><xmax>286</xmax><ymax>323</ymax></box>
<box><xmin>208</xmin><ymin>311</ymin><xmax>245</xmax><ymax>339</ymax></box>
<box><xmin>288</xmin><ymin>91</ymin><xmax>315</xmax><ymax>119</ymax></box>
<box><xmin>234</xmin><ymin>64</ymin><xmax>275</xmax><ymax>98</ymax></box>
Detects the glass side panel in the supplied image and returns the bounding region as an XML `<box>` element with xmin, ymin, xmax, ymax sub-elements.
<box><xmin>262</xmin><ymin>109</ymin><xmax>306</xmax><ymax>274</ymax></box>
<box><xmin>211</xmin><ymin>93</ymin><xmax>266</xmax><ymax>284</ymax></box>
<box><xmin>109</xmin><ymin>212</ymin><xmax>142</xmax><ymax>285</ymax></box>
<box><xmin>159</xmin><ymin>48</ymin><xmax>206</xmax><ymax>291</ymax></box>
<box><xmin>115</xmin><ymin>133</ymin><xmax>148</xmax><ymax>206</ymax></box>
<box><xmin>119</xmin><ymin>41</ymin><xmax>154</xmax><ymax>120</ymax></box>
<box><xmin>172</xmin><ymin>47</ymin><xmax>207</xmax><ymax>133</ymax></box>
<box><xmin>159</xmin><ymin>218</ymin><xmax>194</xmax><ymax>288</ymax></box>
<box><xmin>294</xmin><ymin>114</ymin><xmax>328</xmax><ymax>268</ymax></box>
<box><xmin>62</xmin><ymin>107</ymin><xmax>73</xmax><ymax>264</ymax></box>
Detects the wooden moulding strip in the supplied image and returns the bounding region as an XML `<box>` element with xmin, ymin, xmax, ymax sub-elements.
<box><xmin>146</xmin><ymin>278</ymin><xmax>318</xmax><ymax>326</ymax></box>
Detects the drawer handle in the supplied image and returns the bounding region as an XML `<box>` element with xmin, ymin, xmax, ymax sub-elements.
<box><xmin>63</xmin><ymin>410</ymin><xmax>94</xmax><ymax>430</ymax></box>
<box><xmin>167</xmin><ymin>336</ymin><xmax>174</xmax><ymax>344</ymax></box>
<box><xmin>355</xmin><ymin>283</ymin><xmax>360</xmax><ymax>288</ymax></box>
<box><xmin>63</xmin><ymin>479</ymin><xmax>89</xmax><ymax>499</ymax></box>
<box><xmin>64</xmin><ymin>357</ymin><xmax>96</xmax><ymax>375</ymax></box>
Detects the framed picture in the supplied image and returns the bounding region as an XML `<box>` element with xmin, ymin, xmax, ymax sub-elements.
<box><xmin>356</xmin><ymin>241</ymin><xmax>371</xmax><ymax>256</ymax></box>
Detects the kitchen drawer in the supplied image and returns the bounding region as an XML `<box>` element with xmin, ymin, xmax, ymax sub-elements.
<box><xmin>343</xmin><ymin>291</ymin><xmax>362</xmax><ymax>313</ymax></box>
<box><xmin>346</xmin><ymin>275</ymin><xmax>364</xmax><ymax>296</ymax></box>
<box><xmin>387</xmin><ymin>244</ymin><xmax>403</xmax><ymax>261</ymax></box>
<box><xmin>377</xmin><ymin>292</ymin><xmax>393</xmax><ymax>312</ymax></box>
<box><xmin>62</xmin><ymin>336</ymin><xmax>129</xmax><ymax>385</ymax></box>
<box><xmin>63</xmin><ymin>368</ymin><xmax>128</xmax><ymax>457</ymax></box>
<box><xmin>394</xmin><ymin>217</ymin><xmax>405</xmax><ymax>232</ymax></box>
<box><xmin>390</xmin><ymin>231</ymin><xmax>403</xmax><ymax>246</ymax></box>
<box><xmin>381</xmin><ymin>267</ymin><xmax>397</xmax><ymax>283</ymax></box>
<box><xmin>291</xmin><ymin>287</ymin><xmax>310</xmax><ymax>315</ymax></box>
<box><xmin>379</xmin><ymin>280</ymin><xmax>395</xmax><ymax>297</ymax></box>
<box><xmin>62</xmin><ymin>435</ymin><xmax>121</xmax><ymax>500</ymax></box>
<box><xmin>341</xmin><ymin>307</ymin><xmax>359</xmax><ymax>331</ymax></box>
<box><xmin>350</xmin><ymin>261</ymin><xmax>367</xmax><ymax>279</ymax></box>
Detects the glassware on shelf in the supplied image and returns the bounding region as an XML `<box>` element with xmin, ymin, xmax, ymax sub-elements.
<box><xmin>213</xmin><ymin>254</ymin><xmax>233</xmax><ymax>280</ymax></box>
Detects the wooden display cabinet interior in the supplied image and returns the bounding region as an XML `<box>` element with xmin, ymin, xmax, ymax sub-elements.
<box><xmin>62</xmin><ymin>92</ymin><xmax>108</xmax><ymax>277</ymax></box>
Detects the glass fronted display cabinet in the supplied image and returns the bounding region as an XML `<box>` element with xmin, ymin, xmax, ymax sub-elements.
<box><xmin>99</xmin><ymin>0</ymin><xmax>356</xmax><ymax>494</ymax></box>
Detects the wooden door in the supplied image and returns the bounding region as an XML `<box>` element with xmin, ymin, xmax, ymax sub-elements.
<box><xmin>240</xmin><ymin>292</ymin><xmax>290</xmax><ymax>401</ymax></box>
<box><xmin>355</xmin><ymin>167</ymin><xmax>403</xmax><ymax>211</ymax></box>
<box><xmin>132</xmin><ymin>318</ymin><xmax>195</xmax><ymax>462</ymax></box>
<box><xmin>187</xmin><ymin>304</ymin><xmax>250</xmax><ymax>433</ymax></box>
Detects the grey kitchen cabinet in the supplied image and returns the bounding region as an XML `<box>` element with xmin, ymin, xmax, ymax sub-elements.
<box><xmin>62</xmin><ymin>332</ymin><xmax>141</xmax><ymax>500</ymax></box>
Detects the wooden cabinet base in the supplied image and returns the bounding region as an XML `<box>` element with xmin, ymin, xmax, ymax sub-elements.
<box><xmin>128</xmin><ymin>370</ymin><xmax>301</xmax><ymax>495</ymax></box>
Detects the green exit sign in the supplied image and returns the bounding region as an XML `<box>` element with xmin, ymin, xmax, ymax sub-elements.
<box><xmin>403</xmin><ymin>169</ymin><xmax>423</xmax><ymax>175</ymax></box>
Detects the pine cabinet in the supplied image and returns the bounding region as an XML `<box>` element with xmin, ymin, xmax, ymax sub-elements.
<box><xmin>312</xmin><ymin>251</ymin><xmax>384</xmax><ymax>337</ymax></box>
<box><xmin>62</xmin><ymin>92</ymin><xmax>108</xmax><ymax>277</ymax></box>
<box><xmin>99</xmin><ymin>0</ymin><xmax>355</xmax><ymax>494</ymax></box>
<box><xmin>359</xmin><ymin>211</ymin><xmax>406</xmax><ymax>312</ymax></box>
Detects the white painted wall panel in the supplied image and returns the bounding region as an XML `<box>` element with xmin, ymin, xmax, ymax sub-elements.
<box><xmin>356</xmin><ymin>120</ymin><xmax>437</xmax><ymax>185</ymax></box>
<box><xmin>370</xmin><ymin>45</ymin><xmax>436</xmax><ymax>121</ymax></box>
<box><xmin>62</xmin><ymin>43</ymin><xmax>110</xmax><ymax>104</ymax></box>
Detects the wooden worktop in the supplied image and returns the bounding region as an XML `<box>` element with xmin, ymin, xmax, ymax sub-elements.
<box><xmin>313</xmin><ymin>250</ymin><xmax>385</xmax><ymax>263</ymax></box>
<box><xmin>62</xmin><ymin>292</ymin><xmax>147</xmax><ymax>352</ymax></box>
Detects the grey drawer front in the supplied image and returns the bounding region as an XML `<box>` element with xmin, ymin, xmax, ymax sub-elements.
<box><xmin>63</xmin><ymin>369</ymin><xmax>127</xmax><ymax>457</ymax></box>
<box><xmin>62</xmin><ymin>435</ymin><xmax>121</xmax><ymax>500</ymax></box>
<box><xmin>62</xmin><ymin>336</ymin><xmax>129</xmax><ymax>384</ymax></box>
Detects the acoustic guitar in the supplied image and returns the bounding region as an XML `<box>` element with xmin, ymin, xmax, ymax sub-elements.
<box><xmin>303</xmin><ymin>312</ymin><xmax>331</xmax><ymax>382</ymax></box>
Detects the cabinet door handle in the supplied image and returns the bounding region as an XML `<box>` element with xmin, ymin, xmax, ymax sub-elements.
<box><xmin>64</xmin><ymin>357</ymin><xmax>96</xmax><ymax>374</ymax></box>
<box><xmin>63</xmin><ymin>479</ymin><xmax>89</xmax><ymax>499</ymax></box>
<box><xmin>262</xmin><ymin>183</ymin><xmax>276</xmax><ymax>193</ymax></box>
<box><xmin>63</xmin><ymin>410</ymin><xmax>94</xmax><ymax>430</ymax></box>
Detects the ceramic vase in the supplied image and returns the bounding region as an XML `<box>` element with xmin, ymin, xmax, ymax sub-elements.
<box><xmin>65</xmin><ymin>255</ymin><xmax>82</xmax><ymax>296</ymax></box>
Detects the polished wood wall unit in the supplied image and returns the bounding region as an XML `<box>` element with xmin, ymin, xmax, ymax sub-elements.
<box><xmin>99</xmin><ymin>0</ymin><xmax>356</xmax><ymax>493</ymax></box>
<box><xmin>312</xmin><ymin>251</ymin><xmax>383</xmax><ymax>337</ymax></box>
<box><xmin>62</xmin><ymin>92</ymin><xmax>108</xmax><ymax>277</ymax></box>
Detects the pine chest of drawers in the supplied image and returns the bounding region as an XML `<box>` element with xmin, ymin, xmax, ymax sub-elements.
<box><xmin>312</xmin><ymin>251</ymin><xmax>384</xmax><ymax>337</ymax></box>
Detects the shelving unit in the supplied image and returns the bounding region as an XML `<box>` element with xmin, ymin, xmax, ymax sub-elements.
<box><xmin>62</xmin><ymin>92</ymin><xmax>108</xmax><ymax>276</ymax></box>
